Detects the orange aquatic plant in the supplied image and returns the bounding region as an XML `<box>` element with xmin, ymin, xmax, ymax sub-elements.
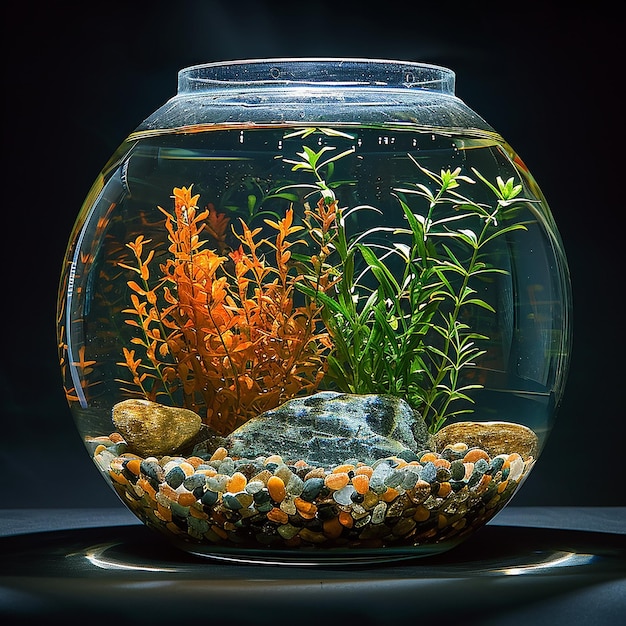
<box><xmin>117</xmin><ymin>185</ymin><xmax>335</xmax><ymax>435</ymax></box>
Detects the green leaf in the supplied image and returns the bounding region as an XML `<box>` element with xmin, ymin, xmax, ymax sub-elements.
<box><xmin>295</xmin><ymin>282</ymin><xmax>345</xmax><ymax>315</ymax></box>
<box><xmin>457</xmin><ymin>229</ymin><xmax>478</xmax><ymax>247</ymax></box>
<box><xmin>357</xmin><ymin>244</ymin><xmax>402</xmax><ymax>296</ymax></box>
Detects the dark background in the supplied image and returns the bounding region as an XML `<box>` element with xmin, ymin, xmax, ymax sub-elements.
<box><xmin>2</xmin><ymin>0</ymin><xmax>623</xmax><ymax>509</ymax></box>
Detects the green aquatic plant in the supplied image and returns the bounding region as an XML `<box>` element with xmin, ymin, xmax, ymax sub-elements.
<box><xmin>286</xmin><ymin>140</ymin><xmax>529</xmax><ymax>433</ymax></box>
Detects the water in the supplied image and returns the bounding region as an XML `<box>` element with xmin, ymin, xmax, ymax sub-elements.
<box><xmin>59</xmin><ymin>124</ymin><xmax>569</xmax><ymax>448</ymax></box>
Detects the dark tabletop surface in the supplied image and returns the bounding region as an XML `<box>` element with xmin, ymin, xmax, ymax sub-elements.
<box><xmin>1</xmin><ymin>506</ymin><xmax>624</xmax><ymax>625</ymax></box>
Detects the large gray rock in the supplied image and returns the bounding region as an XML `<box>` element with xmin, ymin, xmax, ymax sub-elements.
<box><xmin>226</xmin><ymin>391</ymin><xmax>432</xmax><ymax>466</ymax></box>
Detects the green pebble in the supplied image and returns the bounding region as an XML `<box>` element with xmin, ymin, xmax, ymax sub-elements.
<box><xmin>300</xmin><ymin>477</ymin><xmax>324</xmax><ymax>501</ymax></box>
<box><xmin>183</xmin><ymin>473</ymin><xmax>206</xmax><ymax>491</ymax></box>
<box><xmin>201</xmin><ymin>490</ymin><xmax>219</xmax><ymax>506</ymax></box>
<box><xmin>170</xmin><ymin>501</ymin><xmax>190</xmax><ymax>518</ymax></box>
<box><xmin>235</xmin><ymin>492</ymin><xmax>254</xmax><ymax>508</ymax></box>
<box><xmin>165</xmin><ymin>465</ymin><xmax>185</xmax><ymax>489</ymax></box>
<box><xmin>450</xmin><ymin>460</ymin><xmax>465</xmax><ymax>481</ymax></box>
<box><xmin>277</xmin><ymin>524</ymin><xmax>300</xmax><ymax>540</ymax></box>
<box><xmin>188</xmin><ymin>516</ymin><xmax>210</xmax><ymax>534</ymax></box>
<box><xmin>253</xmin><ymin>489</ymin><xmax>271</xmax><ymax>505</ymax></box>
<box><xmin>222</xmin><ymin>493</ymin><xmax>243</xmax><ymax>510</ymax></box>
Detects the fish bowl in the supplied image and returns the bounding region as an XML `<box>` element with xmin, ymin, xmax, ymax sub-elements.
<box><xmin>57</xmin><ymin>58</ymin><xmax>572</xmax><ymax>564</ymax></box>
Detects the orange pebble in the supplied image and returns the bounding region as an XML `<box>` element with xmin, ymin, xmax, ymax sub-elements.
<box><xmin>323</xmin><ymin>516</ymin><xmax>344</xmax><ymax>539</ymax></box>
<box><xmin>304</xmin><ymin>467</ymin><xmax>326</xmax><ymax>480</ymax></box>
<box><xmin>464</xmin><ymin>448</ymin><xmax>490</xmax><ymax>463</ymax></box>
<box><xmin>195</xmin><ymin>467</ymin><xmax>217</xmax><ymax>477</ymax></box>
<box><xmin>227</xmin><ymin>471</ymin><xmax>248</xmax><ymax>493</ymax></box>
<box><xmin>433</xmin><ymin>458</ymin><xmax>451</xmax><ymax>469</ymax></box>
<box><xmin>137</xmin><ymin>478</ymin><xmax>156</xmax><ymax>500</ymax></box>
<box><xmin>324</xmin><ymin>472</ymin><xmax>350</xmax><ymax>490</ymax></box>
<box><xmin>179</xmin><ymin>462</ymin><xmax>196</xmax><ymax>476</ymax></box>
<box><xmin>413</xmin><ymin>505</ymin><xmax>430</xmax><ymax>522</ymax></box>
<box><xmin>186</xmin><ymin>456</ymin><xmax>205</xmax><ymax>468</ymax></box>
<box><xmin>352</xmin><ymin>474</ymin><xmax>370</xmax><ymax>495</ymax></box>
<box><xmin>125</xmin><ymin>458</ymin><xmax>142</xmax><ymax>477</ymax></box>
<box><xmin>267</xmin><ymin>476</ymin><xmax>286</xmax><ymax>502</ymax></box>
<box><xmin>178</xmin><ymin>492</ymin><xmax>198</xmax><ymax>507</ymax></box>
<box><xmin>159</xmin><ymin>483</ymin><xmax>179</xmax><ymax>501</ymax></box>
<box><xmin>463</xmin><ymin>462</ymin><xmax>475</xmax><ymax>480</ymax></box>
<box><xmin>437</xmin><ymin>482</ymin><xmax>452</xmax><ymax>498</ymax></box>
<box><xmin>332</xmin><ymin>464</ymin><xmax>356</xmax><ymax>474</ymax></box>
<box><xmin>354</xmin><ymin>465</ymin><xmax>373</xmax><ymax>478</ymax></box>
<box><xmin>109</xmin><ymin>432</ymin><xmax>125</xmax><ymax>443</ymax></box>
<box><xmin>156</xmin><ymin>502</ymin><xmax>172</xmax><ymax>521</ymax></box>
<box><xmin>109</xmin><ymin>471</ymin><xmax>128</xmax><ymax>486</ymax></box>
<box><xmin>338</xmin><ymin>510</ymin><xmax>354</xmax><ymax>528</ymax></box>
<box><xmin>381</xmin><ymin>487</ymin><xmax>400</xmax><ymax>502</ymax></box>
<box><xmin>475</xmin><ymin>474</ymin><xmax>492</xmax><ymax>493</ymax></box>
<box><xmin>294</xmin><ymin>497</ymin><xmax>317</xmax><ymax>517</ymax></box>
<box><xmin>420</xmin><ymin>452</ymin><xmax>439</xmax><ymax>463</ymax></box>
<box><xmin>267</xmin><ymin>507</ymin><xmax>289</xmax><ymax>524</ymax></box>
<box><xmin>210</xmin><ymin>447</ymin><xmax>228</xmax><ymax>461</ymax></box>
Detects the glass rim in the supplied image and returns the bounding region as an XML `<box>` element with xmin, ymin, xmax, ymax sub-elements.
<box><xmin>177</xmin><ymin>57</ymin><xmax>456</xmax><ymax>93</ymax></box>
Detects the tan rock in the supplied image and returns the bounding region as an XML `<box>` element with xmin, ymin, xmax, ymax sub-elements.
<box><xmin>112</xmin><ymin>399</ymin><xmax>202</xmax><ymax>457</ymax></box>
<box><xmin>434</xmin><ymin>421</ymin><xmax>538</xmax><ymax>460</ymax></box>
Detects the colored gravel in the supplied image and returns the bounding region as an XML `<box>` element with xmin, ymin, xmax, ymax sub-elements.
<box><xmin>91</xmin><ymin>433</ymin><xmax>535</xmax><ymax>554</ymax></box>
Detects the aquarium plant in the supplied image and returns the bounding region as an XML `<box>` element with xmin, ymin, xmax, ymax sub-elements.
<box><xmin>116</xmin><ymin>128</ymin><xmax>530</xmax><ymax>435</ymax></box>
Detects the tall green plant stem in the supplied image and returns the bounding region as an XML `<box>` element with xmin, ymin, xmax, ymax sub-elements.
<box><xmin>283</xmin><ymin>138</ymin><xmax>529</xmax><ymax>432</ymax></box>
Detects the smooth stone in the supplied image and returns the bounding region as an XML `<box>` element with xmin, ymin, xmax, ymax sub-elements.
<box><xmin>384</xmin><ymin>469</ymin><xmax>405</xmax><ymax>488</ymax></box>
<box><xmin>371</xmin><ymin>502</ymin><xmax>387</xmax><ymax>524</ymax></box>
<box><xmin>332</xmin><ymin>485</ymin><xmax>356</xmax><ymax>506</ymax></box>
<box><xmin>420</xmin><ymin>461</ymin><xmax>437</xmax><ymax>484</ymax></box>
<box><xmin>369</xmin><ymin>462</ymin><xmax>392</xmax><ymax>494</ymax></box>
<box><xmin>183</xmin><ymin>473</ymin><xmax>206</xmax><ymax>491</ymax></box>
<box><xmin>140</xmin><ymin>458</ymin><xmax>164</xmax><ymax>482</ymax></box>
<box><xmin>285</xmin><ymin>473</ymin><xmax>304</xmax><ymax>496</ymax></box>
<box><xmin>201</xmin><ymin>490</ymin><xmax>218</xmax><ymax>506</ymax></box>
<box><xmin>222</xmin><ymin>493</ymin><xmax>243</xmax><ymax>510</ymax></box>
<box><xmin>434</xmin><ymin>421</ymin><xmax>539</xmax><ymax>460</ymax></box>
<box><xmin>300</xmin><ymin>477</ymin><xmax>325</xmax><ymax>502</ymax></box>
<box><xmin>164</xmin><ymin>465</ymin><xmax>185</xmax><ymax>489</ymax></box>
<box><xmin>187</xmin><ymin>517</ymin><xmax>210</xmax><ymax>534</ymax></box>
<box><xmin>400</xmin><ymin>469</ymin><xmax>420</xmax><ymax>490</ymax></box>
<box><xmin>489</xmin><ymin>456</ymin><xmax>505</xmax><ymax>474</ymax></box>
<box><xmin>112</xmin><ymin>399</ymin><xmax>202</xmax><ymax>457</ymax></box>
<box><xmin>226</xmin><ymin>391</ymin><xmax>433</xmax><ymax>466</ymax></box>
<box><xmin>450</xmin><ymin>459</ymin><xmax>466</xmax><ymax>481</ymax></box>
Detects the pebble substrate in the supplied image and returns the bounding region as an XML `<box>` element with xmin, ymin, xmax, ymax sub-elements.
<box><xmin>91</xmin><ymin>433</ymin><xmax>534</xmax><ymax>553</ymax></box>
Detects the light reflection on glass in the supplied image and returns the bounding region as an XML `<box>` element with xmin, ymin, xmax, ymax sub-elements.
<box><xmin>77</xmin><ymin>541</ymin><xmax>597</xmax><ymax>576</ymax></box>
<box><xmin>82</xmin><ymin>542</ymin><xmax>180</xmax><ymax>572</ymax></box>
<box><xmin>496</xmin><ymin>551</ymin><xmax>596</xmax><ymax>576</ymax></box>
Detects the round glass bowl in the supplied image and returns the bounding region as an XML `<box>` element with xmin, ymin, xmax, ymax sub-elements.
<box><xmin>57</xmin><ymin>58</ymin><xmax>572</xmax><ymax>564</ymax></box>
